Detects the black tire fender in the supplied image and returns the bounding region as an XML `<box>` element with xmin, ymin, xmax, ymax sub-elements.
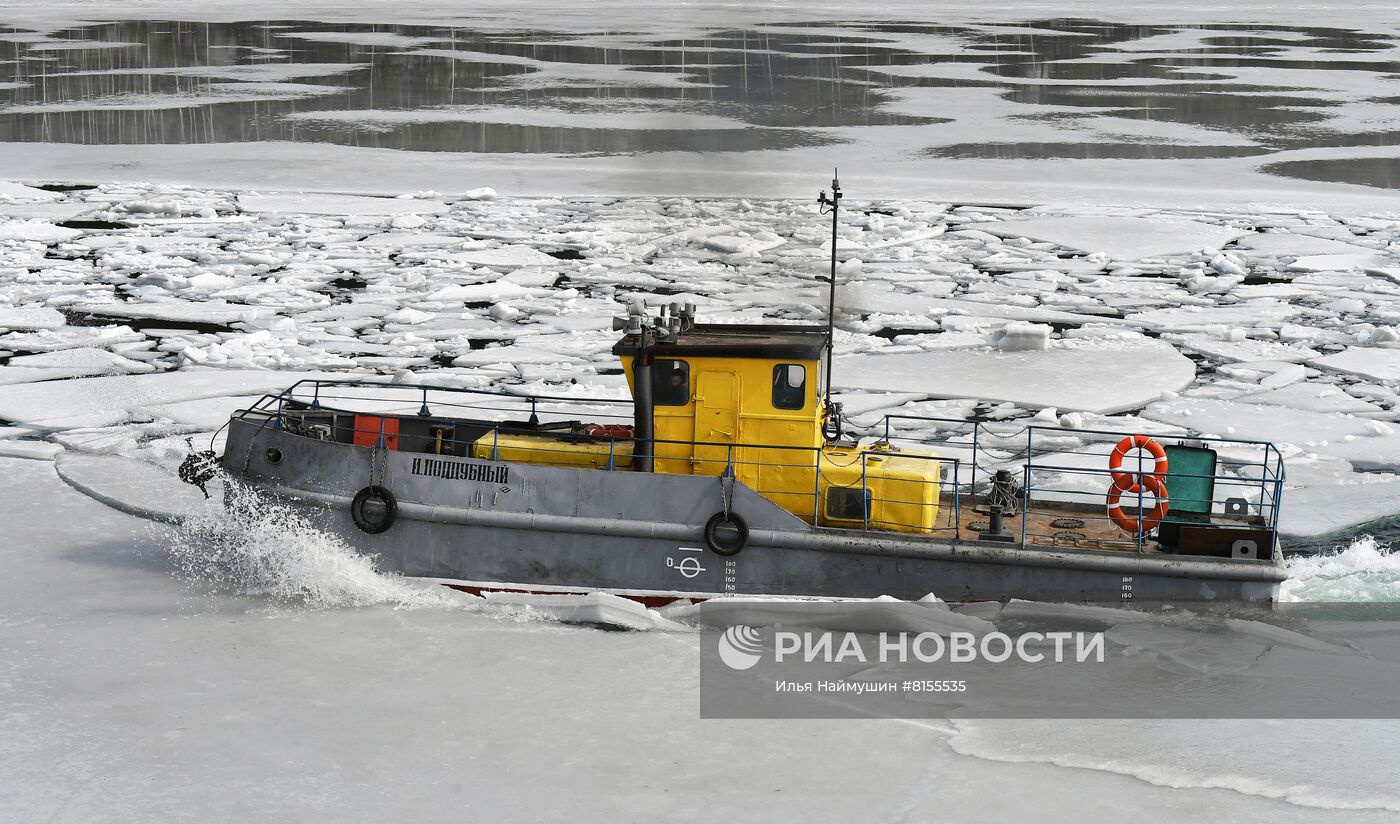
<box><xmin>350</xmin><ymin>485</ymin><xmax>398</xmax><ymax>534</ymax></box>
<box><xmin>704</xmin><ymin>512</ymin><xmax>748</xmax><ymax>556</ymax></box>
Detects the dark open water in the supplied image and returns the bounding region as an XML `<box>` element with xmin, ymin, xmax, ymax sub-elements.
<box><xmin>2</xmin><ymin>19</ymin><xmax>1399</xmax><ymax>188</ymax></box>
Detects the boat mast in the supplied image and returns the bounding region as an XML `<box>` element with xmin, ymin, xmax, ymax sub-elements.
<box><xmin>621</xmin><ymin>296</ymin><xmax>654</xmax><ymax>473</ymax></box>
<box><xmin>817</xmin><ymin>169</ymin><xmax>842</xmax><ymax>404</ymax></box>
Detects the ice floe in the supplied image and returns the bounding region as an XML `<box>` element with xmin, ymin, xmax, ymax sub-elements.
<box><xmin>2</xmin><ymin>182</ymin><xmax>1400</xmax><ymax>538</ymax></box>
<box><xmin>238</xmin><ymin>192</ymin><xmax>453</xmax><ymax>216</ymax></box>
<box><xmin>838</xmin><ymin>340</ymin><xmax>1194</xmax><ymax>414</ymax></box>
<box><xmin>1142</xmin><ymin>397</ymin><xmax>1400</xmax><ymax>470</ymax></box>
<box><xmin>0</xmin><ymin>304</ymin><xmax>65</xmax><ymax>331</ymax></box>
<box><xmin>0</xmin><ymin>369</ymin><xmax>331</xmax><ymax>430</ymax></box>
<box><xmin>982</xmin><ymin>216</ymin><xmax>1247</xmax><ymax>261</ymax></box>
<box><xmin>1313</xmin><ymin>347</ymin><xmax>1400</xmax><ymax>382</ymax></box>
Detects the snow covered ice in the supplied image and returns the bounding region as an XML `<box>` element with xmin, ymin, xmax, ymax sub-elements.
<box><xmin>2</xmin><ymin>179</ymin><xmax>1399</xmax><ymax>537</ymax></box>
<box><xmin>6</xmin><ymin>2</ymin><xmax>1400</xmax><ymax>821</ymax></box>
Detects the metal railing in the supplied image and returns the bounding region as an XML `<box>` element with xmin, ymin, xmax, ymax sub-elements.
<box><xmin>1018</xmin><ymin>425</ymin><xmax>1286</xmax><ymax>553</ymax></box>
<box><xmin>236</xmin><ymin>379</ymin><xmax>1287</xmax><ymax>556</ymax></box>
<box><xmin>876</xmin><ymin>414</ymin><xmax>982</xmax><ymax>493</ymax></box>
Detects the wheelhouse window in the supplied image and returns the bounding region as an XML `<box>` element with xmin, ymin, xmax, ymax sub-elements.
<box><xmin>772</xmin><ymin>363</ymin><xmax>806</xmax><ymax>410</ymax></box>
<box><xmin>653</xmin><ymin>359</ymin><xmax>690</xmax><ymax>406</ymax></box>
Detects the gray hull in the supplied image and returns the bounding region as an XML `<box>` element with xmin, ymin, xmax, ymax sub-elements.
<box><xmin>224</xmin><ymin>417</ymin><xmax>1286</xmax><ymax>603</ymax></box>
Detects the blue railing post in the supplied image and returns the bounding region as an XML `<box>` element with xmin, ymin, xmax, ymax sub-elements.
<box><xmin>376</xmin><ymin>416</ymin><xmax>387</xmax><ymax>450</ymax></box>
<box><xmin>952</xmin><ymin>457</ymin><xmax>961</xmax><ymax>539</ymax></box>
<box><xmin>1265</xmin><ymin>442</ymin><xmax>1276</xmax><ymax>520</ymax></box>
<box><xmin>861</xmin><ymin>454</ymin><xmax>870</xmax><ymax>531</ymax></box>
<box><xmin>1023</xmin><ymin>426</ymin><xmax>1034</xmax><ymax>544</ymax></box>
<box><xmin>969</xmin><ymin>421</ymin><xmax>979</xmax><ymax>496</ymax></box>
<box><xmin>310</xmin><ymin>383</ymin><xmax>321</xmax><ymax>410</ymax></box>
<box><xmin>419</xmin><ymin>388</ymin><xmax>431</xmax><ymax>417</ymax></box>
<box><xmin>606</xmin><ymin>437</ymin><xmax>616</xmax><ymax>471</ymax></box>
<box><xmin>1136</xmin><ymin>476</ymin><xmax>1145</xmax><ymax>553</ymax></box>
<box><xmin>490</xmin><ymin>427</ymin><xmax>500</xmax><ymax>461</ymax></box>
<box><xmin>1021</xmin><ymin>427</ymin><xmax>1034</xmax><ymax>545</ymax></box>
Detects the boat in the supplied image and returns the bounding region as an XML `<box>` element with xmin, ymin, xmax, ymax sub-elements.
<box><xmin>206</xmin><ymin>180</ymin><xmax>1289</xmax><ymax>605</ymax></box>
<box><xmin>209</xmin><ymin>306</ymin><xmax>1290</xmax><ymax>606</ymax></box>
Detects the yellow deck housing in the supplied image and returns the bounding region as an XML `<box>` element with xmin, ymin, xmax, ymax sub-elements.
<box><xmin>618</xmin><ymin>352</ymin><xmax>826</xmax><ymax>519</ymax></box>
<box><xmin>620</xmin><ymin>339</ymin><xmax>942</xmax><ymax>534</ymax></box>
<box><xmin>818</xmin><ymin>445</ymin><xmax>942</xmax><ymax>534</ymax></box>
<box><xmin>472</xmin><ymin>432</ymin><xmax>634</xmax><ymax>470</ymax></box>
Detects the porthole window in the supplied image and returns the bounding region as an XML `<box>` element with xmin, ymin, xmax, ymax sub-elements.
<box><xmin>653</xmin><ymin>359</ymin><xmax>690</xmax><ymax>406</ymax></box>
<box><xmin>826</xmin><ymin>486</ymin><xmax>871</xmax><ymax>521</ymax></box>
<box><xmin>772</xmin><ymin>363</ymin><xmax>806</xmax><ymax>410</ymax></box>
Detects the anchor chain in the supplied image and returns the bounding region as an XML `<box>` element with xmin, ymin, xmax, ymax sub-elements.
<box><xmin>369</xmin><ymin>440</ymin><xmax>388</xmax><ymax>488</ymax></box>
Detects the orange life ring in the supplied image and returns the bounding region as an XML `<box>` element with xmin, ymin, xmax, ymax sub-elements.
<box><xmin>585</xmin><ymin>423</ymin><xmax>634</xmax><ymax>440</ymax></box>
<box><xmin>1106</xmin><ymin>474</ymin><xmax>1169</xmax><ymax>534</ymax></box>
<box><xmin>1109</xmin><ymin>434</ymin><xmax>1168</xmax><ymax>489</ymax></box>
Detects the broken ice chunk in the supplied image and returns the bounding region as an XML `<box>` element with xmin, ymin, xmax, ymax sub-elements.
<box><xmin>995</xmin><ymin>321</ymin><xmax>1051</xmax><ymax>352</ymax></box>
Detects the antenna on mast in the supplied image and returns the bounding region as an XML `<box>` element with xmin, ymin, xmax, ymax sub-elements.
<box><xmin>816</xmin><ymin>168</ymin><xmax>842</xmax><ymax>410</ymax></box>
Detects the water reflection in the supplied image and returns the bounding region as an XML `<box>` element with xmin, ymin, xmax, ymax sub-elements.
<box><xmin>0</xmin><ymin>18</ymin><xmax>1397</xmax><ymax>187</ymax></box>
<box><xmin>0</xmin><ymin>20</ymin><xmax>936</xmax><ymax>154</ymax></box>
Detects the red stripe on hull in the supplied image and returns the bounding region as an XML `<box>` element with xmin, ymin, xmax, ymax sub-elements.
<box><xmin>441</xmin><ymin>582</ymin><xmax>705</xmax><ymax>609</ymax></box>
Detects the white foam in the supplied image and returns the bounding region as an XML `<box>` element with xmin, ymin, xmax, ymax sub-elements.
<box><xmin>167</xmin><ymin>476</ymin><xmax>469</xmax><ymax>609</ymax></box>
<box><xmin>1282</xmin><ymin>536</ymin><xmax>1400</xmax><ymax>601</ymax></box>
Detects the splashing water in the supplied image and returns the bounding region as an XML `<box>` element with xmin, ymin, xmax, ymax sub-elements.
<box><xmin>1282</xmin><ymin>536</ymin><xmax>1400</xmax><ymax>602</ymax></box>
<box><xmin>162</xmin><ymin>477</ymin><xmax>680</xmax><ymax>628</ymax></box>
<box><xmin>166</xmin><ymin>477</ymin><xmax>468</xmax><ymax>610</ymax></box>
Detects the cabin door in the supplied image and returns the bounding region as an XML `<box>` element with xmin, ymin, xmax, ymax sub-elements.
<box><xmin>692</xmin><ymin>370</ymin><xmax>739</xmax><ymax>476</ymax></box>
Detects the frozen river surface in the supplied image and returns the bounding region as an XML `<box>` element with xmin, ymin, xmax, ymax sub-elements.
<box><xmin>5</xmin><ymin>456</ymin><xmax>1400</xmax><ymax>823</ymax></box>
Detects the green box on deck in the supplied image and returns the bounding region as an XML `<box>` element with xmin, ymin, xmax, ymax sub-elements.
<box><xmin>1164</xmin><ymin>445</ymin><xmax>1217</xmax><ymax>516</ymax></box>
